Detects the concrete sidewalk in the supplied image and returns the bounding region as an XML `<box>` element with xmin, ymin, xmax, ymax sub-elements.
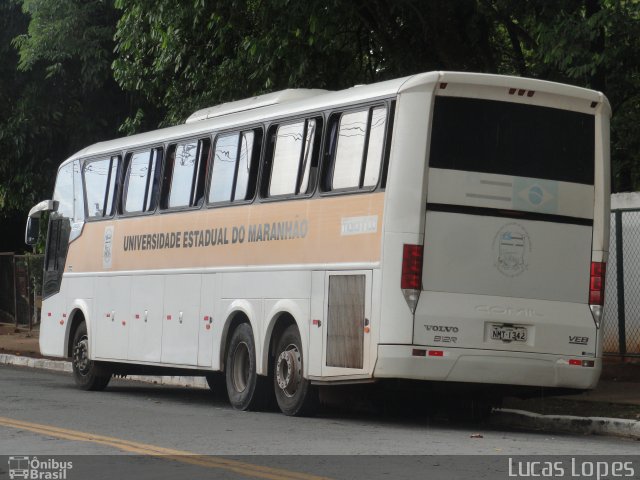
<box><xmin>1</xmin><ymin>324</ymin><xmax>639</xmax><ymax>438</ymax></box>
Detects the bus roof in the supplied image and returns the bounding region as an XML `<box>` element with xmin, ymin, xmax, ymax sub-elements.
<box><xmin>63</xmin><ymin>71</ymin><xmax>609</xmax><ymax>166</ymax></box>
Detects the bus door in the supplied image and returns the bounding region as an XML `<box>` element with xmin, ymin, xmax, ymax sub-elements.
<box><xmin>43</xmin><ymin>159</ymin><xmax>84</xmax><ymax>298</ymax></box>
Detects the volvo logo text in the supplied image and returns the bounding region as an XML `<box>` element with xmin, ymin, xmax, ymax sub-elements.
<box><xmin>424</xmin><ymin>325</ymin><xmax>459</xmax><ymax>333</ymax></box>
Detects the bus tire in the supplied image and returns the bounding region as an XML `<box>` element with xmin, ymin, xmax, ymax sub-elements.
<box><xmin>71</xmin><ymin>322</ymin><xmax>111</xmax><ymax>391</ymax></box>
<box><xmin>225</xmin><ymin>323</ymin><xmax>269</xmax><ymax>411</ymax></box>
<box><xmin>273</xmin><ymin>324</ymin><xmax>318</xmax><ymax>416</ymax></box>
<box><xmin>205</xmin><ymin>372</ymin><xmax>227</xmax><ymax>401</ymax></box>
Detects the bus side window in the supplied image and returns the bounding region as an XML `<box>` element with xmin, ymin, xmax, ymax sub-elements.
<box><xmin>83</xmin><ymin>155</ymin><xmax>120</xmax><ymax>219</ymax></box>
<box><xmin>53</xmin><ymin>160</ymin><xmax>85</xmax><ymax>223</ymax></box>
<box><xmin>208</xmin><ymin>129</ymin><xmax>261</xmax><ymax>204</ymax></box>
<box><xmin>324</xmin><ymin>106</ymin><xmax>387</xmax><ymax>192</ymax></box>
<box><xmin>122</xmin><ymin>147</ymin><xmax>163</xmax><ymax>214</ymax></box>
<box><xmin>162</xmin><ymin>138</ymin><xmax>210</xmax><ymax>209</ymax></box>
<box><xmin>266</xmin><ymin>117</ymin><xmax>320</xmax><ymax>198</ymax></box>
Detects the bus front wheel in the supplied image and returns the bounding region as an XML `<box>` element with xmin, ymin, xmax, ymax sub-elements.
<box><xmin>225</xmin><ymin>323</ymin><xmax>269</xmax><ymax>411</ymax></box>
<box><xmin>71</xmin><ymin>322</ymin><xmax>111</xmax><ymax>391</ymax></box>
<box><xmin>273</xmin><ymin>325</ymin><xmax>318</xmax><ymax>416</ymax></box>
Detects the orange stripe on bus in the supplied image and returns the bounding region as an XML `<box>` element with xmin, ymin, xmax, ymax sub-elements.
<box><xmin>66</xmin><ymin>193</ymin><xmax>385</xmax><ymax>273</ymax></box>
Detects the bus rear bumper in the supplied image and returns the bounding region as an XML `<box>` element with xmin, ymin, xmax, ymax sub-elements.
<box><xmin>374</xmin><ymin>344</ymin><xmax>601</xmax><ymax>390</ymax></box>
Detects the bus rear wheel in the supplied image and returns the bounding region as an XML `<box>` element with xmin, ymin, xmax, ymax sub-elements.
<box><xmin>273</xmin><ymin>325</ymin><xmax>318</xmax><ymax>416</ymax></box>
<box><xmin>71</xmin><ymin>322</ymin><xmax>111</xmax><ymax>391</ymax></box>
<box><xmin>225</xmin><ymin>323</ymin><xmax>269</xmax><ymax>411</ymax></box>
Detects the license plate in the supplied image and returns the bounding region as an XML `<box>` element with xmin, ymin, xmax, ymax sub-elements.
<box><xmin>491</xmin><ymin>325</ymin><xmax>527</xmax><ymax>342</ymax></box>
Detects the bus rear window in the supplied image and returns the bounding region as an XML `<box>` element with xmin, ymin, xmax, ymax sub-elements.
<box><xmin>429</xmin><ymin>96</ymin><xmax>595</xmax><ymax>185</ymax></box>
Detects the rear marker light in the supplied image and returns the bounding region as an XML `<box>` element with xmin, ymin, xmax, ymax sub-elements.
<box><xmin>439</xmin><ymin>83</ymin><xmax>448</xmax><ymax>89</ymax></box>
<box><xmin>412</xmin><ymin>349</ymin><xmax>426</xmax><ymax>357</ymax></box>
<box><xmin>401</xmin><ymin>244</ymin><xmax>424</xmax><ymax>314</ymax></box>
<box><xmin>428</xmin><ymin>350</ymin><xmax>444</xmax><ymax>357</ymax></box>
<box><xmin>508</xmin><ymin>88</ymin><xmax>535</xmax><ymax>97</ymax></box>
<box><xmin>590</xmin><ymin>101</ymin><xmax>598</xmax><ymax>108</ymax></box>
<box><xmin>401</xmin><ymin>243</ymin><xmax>423</xmax><ymax>289</ymax></box>
<box><xmin>589</xmin><ymin>262</ymin><xmax>606</xmax><ymax>304</ymax></box>
<box><xmin>589</xmin><ymin>262</ymin><xmax>606</xmax><ymax>327</ymax></box>
<box><xmin>569</xmin><ymin>359</ymin><xmax>595</xmax><ymax>367</ymax></box>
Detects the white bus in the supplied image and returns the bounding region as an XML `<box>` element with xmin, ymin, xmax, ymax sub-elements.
<box><xmin>26</xmin><ymin>71</ymin><xmax>610</xmax><ymax>416</ymax></box>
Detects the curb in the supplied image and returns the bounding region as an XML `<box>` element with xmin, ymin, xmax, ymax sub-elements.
<box><xmin>491</xmin><ymin>408</ymin><xmax>640</xmax><ymax>440</ymax></box>
<box><xmin>0</xmin><ymin>353</ymin><xmax>208</xmax><ymax>390</ymax></box>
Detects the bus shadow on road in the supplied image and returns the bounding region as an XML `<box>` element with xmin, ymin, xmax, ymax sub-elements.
<box><xmin>102</xmin><ymin>378</ymin><xmax>228</xmax><ymax>408</ymax></box>
<box><xmin>100</xmin><ymin>376</ymin><xmax>519</xmax><ymax>433</ymax></box>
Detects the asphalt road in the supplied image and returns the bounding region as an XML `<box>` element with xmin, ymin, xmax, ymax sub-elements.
<box><xmin>0</xmin><ymin>365</ymin><xmax>638</xmax><ymax>480</ymax></box>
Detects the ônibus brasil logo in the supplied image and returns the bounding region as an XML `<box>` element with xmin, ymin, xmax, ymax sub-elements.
<box><xmin>8</xmin><ymin>456</ymin><xmax>73</xmax><ymax>480</ymax></box>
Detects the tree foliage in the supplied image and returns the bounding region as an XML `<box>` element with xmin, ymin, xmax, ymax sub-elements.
<box><xmin>111</xmin><ymin>0</ymin><xmax>640</xmax><ymax>190</ymax></box>
<box><xmin>1</xmin><ymin>0</ymin><xmax>639</xmax><ymax>252</ymax></box>
<box><xmin>485</xmin><ymin>0</ymin><xmax>640</xmax><ymax>189</ymax></box>
<box><xmin>0</xmin><ymin>0</ymin><xmax>151</xmax><ymax>244</ymax></box>
<box><xmin>112</xmin><ymin>0</ymin><xmax>505</xmax><ymax>125</ymax></box>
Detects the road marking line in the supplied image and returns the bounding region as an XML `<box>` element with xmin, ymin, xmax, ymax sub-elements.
<box><xmin>0</xmin><ymin>416</ymin><xmax>331</xmax><ymax>480</ymax></box>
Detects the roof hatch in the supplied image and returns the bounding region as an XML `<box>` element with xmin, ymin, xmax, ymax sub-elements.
<box><xmin>185</xmin><ymin>89</ymin><xmax>330</xmax><ymax>124</ymax></box>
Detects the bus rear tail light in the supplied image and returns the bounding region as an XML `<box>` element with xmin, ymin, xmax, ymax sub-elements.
<box><xmin>569</xmin><ymin>359</ymin><xmax>595</xmax><ymax>367</ymax></box>
<box><xmin>589</xmin><ymin>261</ymin><xmax>606</xmax><ymax>327</ymax></box>
<box><xmin>402</xmin><ymin>244</ymin><xmax>423</xmax><ymax>314</ymax></box>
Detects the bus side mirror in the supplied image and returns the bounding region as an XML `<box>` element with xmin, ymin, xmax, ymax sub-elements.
<box><xmin>25</xmin><ymin>200</ymin><xmax>58</xmax><ymax>246</ymax></box>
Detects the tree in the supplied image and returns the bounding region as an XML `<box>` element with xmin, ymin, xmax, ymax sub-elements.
<box><xmin>112</xmin><ymin>0</ymin><xmax>503</xmax><ymax>125</ymax></box>
<box><xmin>482</xmin><ymin>0</ymin><xmax>640</xmax><ymax>191</ymax></box>
<box><xmin>0</xmin><ymin>0</ymin><xmax>154</xmax><ymax>252</ymax></box>
<box><xmin>112</xmin><ymin>0</ymin><xmax>640</xmax><ymax>192</ymax></box>
<box><xmin>1</xmin><ymin>0</ymin><xmax>638</xmax><ymax>252</ymax></box>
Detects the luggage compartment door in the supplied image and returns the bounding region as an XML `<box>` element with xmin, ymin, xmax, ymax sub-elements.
<box><xmin>322</xmin><ymin>270</ymin><xmax>372</xmax><ymax>376</ymax></box>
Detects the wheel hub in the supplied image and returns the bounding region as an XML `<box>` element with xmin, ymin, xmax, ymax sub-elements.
<box><xmin>231</xmin><ymin>341</ymin><xmax>251</xmax><ymax>393</ymax></box>
<box><xmin>276</xmin><ymin>345</ymin><xmax>301</xmax><ymax>397</ymax></box>
<box><xmin>73</xmin><ymin>335</ymin><xmax>90</xmax><ymax>376</ymax></box>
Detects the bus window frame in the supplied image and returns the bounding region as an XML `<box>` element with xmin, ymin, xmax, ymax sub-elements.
<box><xmin>159</xmin><ymin>135</ymin><xmax>211</xmax><ymax>213</ymax></box>
<box><xmin>260</xmin><ymin>114</ymin><xmax>323</xmax><ymax>203</ymax></box>
<box><xmin>206</xmin><ymin>125</ymin><xmax>263</xmax><ymax>209</ymax></box>
<box><xmin>319</xmin><ymin>100</ymin><xmax>392</xmax><ymax>197</ymax></box>
<box><xmin>81</xmin><ymin>153</ymin><xmax>123</xmax><ymax>222</ymax></box>
<box><xmin>120</xmin><ymin>145</ymin><xmax>164</xmax><ymax>217</ymax></box>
